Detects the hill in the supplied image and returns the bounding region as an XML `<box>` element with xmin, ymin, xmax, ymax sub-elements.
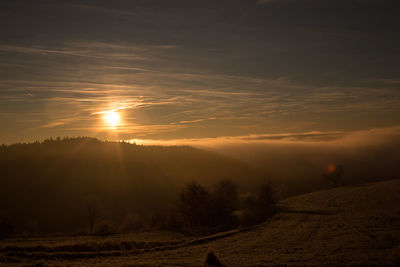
<box><xmin>1</xmin><ymin>179</ymin><xmax>399</xmax><ymax>265</ymax></box>
<box><xmin>0</xmin><ymin>137</ymin><xmax>261</xmax><ymax>234</ymax></box>
<box><xmin>104</xmin><ymin>179</ymin><xmax>400</xmax><ymax>266</ymax></box>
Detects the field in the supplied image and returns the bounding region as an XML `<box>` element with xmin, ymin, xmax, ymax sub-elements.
<box><xmin>1</xmin><ymin>179</ymin><xmax>400</xmax><ymax>266</ymax></box>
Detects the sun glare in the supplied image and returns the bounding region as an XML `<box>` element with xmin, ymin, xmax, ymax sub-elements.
<box><xmin>104</xmin><ymin>111</ymin><xmax>120</xmax><ymax>127</ymax></box>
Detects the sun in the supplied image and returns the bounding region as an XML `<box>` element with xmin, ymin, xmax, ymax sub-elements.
<box><xmin>103</xmin><ymin>111</ymin><xmax>120</xmax><ymax>127</ymax></box>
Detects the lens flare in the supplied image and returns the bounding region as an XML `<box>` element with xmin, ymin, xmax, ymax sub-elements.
<box><xmin>104</xmin><ymin>111</ymin><xmax>120</xmax><ymax>127</ymax></box>
<box><xmin>328</xmin><ymin>163</ymin><xmax>336</xmax><ymax>173</ymax></box>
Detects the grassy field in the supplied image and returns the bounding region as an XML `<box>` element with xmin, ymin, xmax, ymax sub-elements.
<box><xmin>1</xmin><ymin>179</ymin><xmax>400</xmax><ymax>266</ymax></box>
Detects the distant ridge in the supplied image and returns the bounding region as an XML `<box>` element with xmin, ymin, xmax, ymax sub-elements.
<box><xmin>0</xmin><ymin>137</ymin><xmax>261</xmax><ymax>234</ymax></box>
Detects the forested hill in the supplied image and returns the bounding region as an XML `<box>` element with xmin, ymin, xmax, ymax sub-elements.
<box><xmin>0</xmin><ymin>137</ymin><xmax>261</xmax><ymax>234</ymax></box>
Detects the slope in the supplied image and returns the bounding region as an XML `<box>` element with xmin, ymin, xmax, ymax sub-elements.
<box><xmin>107</xmin><ymin>179</ymin><xmax>400</xmax><ymax>266</ymax></box>
<box><xmin>2</xmin><ymin>178</ymin><xmax>400</xmax><ymax>266</ymax></box>
<box><xmin>0</xmin><ymin>137</ymin><xmax>260</xmax><ymax>234</ymax></box>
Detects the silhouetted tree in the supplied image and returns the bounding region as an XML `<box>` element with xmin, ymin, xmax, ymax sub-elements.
<box><xmin>258</xmin><ymin>182</ymin><xmax>277</xmax><ymax>220</ymax></box>
<box><xmin>175</xmin><ymin>180</ymin><xmax>240</xmax><ymax>229</ymax></box>
<box><xmin>323</xmin><ymin>165</ymin><xmax>344</xmax><ymax>187</ymax></box>
<box><xmin>0</xmin><ymin>137</ymin><xmax>263</xmax><ymax>234</ymax></box>
<box><xmin>210</xmin><ymin>180</ymin><xmax>239</xmax><ymax>227</ymax></box>
<box><xmin>87</xmin><ymin>202</ymin><xmax>98</xmax><ymax>233</ymax></box>
<box><xmin>177</xmin><ymin>181</ymin><xmax>210</xmax><ymax>227</ymax></box>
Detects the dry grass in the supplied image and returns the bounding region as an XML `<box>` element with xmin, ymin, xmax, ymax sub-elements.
<box><xmin>2</xmin><ymin>179</ymin><xmax>400</xmax><ymax>266</ymax></box>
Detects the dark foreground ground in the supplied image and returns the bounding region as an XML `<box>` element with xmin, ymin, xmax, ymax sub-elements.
<box><xmin>1</xmin><ymin>179</ymin><xmax>400</xmax><ymax>266</ymax></box>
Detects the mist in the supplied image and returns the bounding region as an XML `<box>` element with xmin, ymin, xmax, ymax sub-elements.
<box><xmin>134</xmin><ymin>126</ymin><xmax>400</xmax><ymax>195</ymax></box>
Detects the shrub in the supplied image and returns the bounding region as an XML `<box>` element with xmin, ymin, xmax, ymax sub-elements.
<box><xmin>93</xmin><ymin>221</ymin><xmax>114</xmax><ymax>236</ymax></box>
<box><xmin>119</xmin><ymin>213</ymin><xmax>144</xmax><ymax>233</ymax></box>
<box><xmin>234</xmin><ymin>208</ymin><xmax>260</xmax><ymax>228</ymax></box>
<box><xmin>236</xmin><ymin>183</ymin><xmax>277</xmax><ymax>227</ymax></box>
<box><xmin>174</xmin><ymin>180</ymin><xmax>275</xmax><ymax>230</ymax></box>
<box><xmin>151</xmin><ymin>211</ymin><xmax>180</xmax><ymax>230</ymax></box>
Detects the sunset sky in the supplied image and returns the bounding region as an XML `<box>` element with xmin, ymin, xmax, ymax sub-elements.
<box><xmin>1</xmin><ymin>0</ymin><xmax>399</xmax><ymax>144</ymax></box>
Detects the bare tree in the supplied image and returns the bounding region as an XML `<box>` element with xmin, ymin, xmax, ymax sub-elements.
<box><xmin>210</xmin><ymin>180</ymin><xmax>239</xmax><ymax>227</ymax></box>
<box><xmin>87</xmin><ymin>202</ymin><xmax>98</xmax><ymax>233</ymax></box>
<box><xmin>176</xmin><ymin>181</ymin><xmax>210</xmax><ymax>227</ymax></box>
<box><xmin>258</xmin><ymin>182</ymin><xmax>277</xmax><ymax>220</ymax></box>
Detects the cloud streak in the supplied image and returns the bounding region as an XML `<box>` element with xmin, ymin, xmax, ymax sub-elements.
<box><xmin>0</xmin><ymin>42</ymin><xmax>177</xmax><ymax>61</ymax></box>
<box><xmin>130</xmin><ymin>126</ymin><xmax>400</xmax><ymax>149</ymax></box>
<box><xmin>1</xmin><ymin>54</ymin><xmax>399</xmax><ymax>143</ymax></box>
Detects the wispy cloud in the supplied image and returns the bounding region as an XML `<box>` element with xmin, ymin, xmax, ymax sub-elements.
<box><xmin>130</xmin><ymin>126</ymin><xmax>400</xmax><ymax>148</ymax></box>
<box><xmin>1</xmin><ymin>39</ymin><xmax>399</xmax><ymax>143</ymax></box>
<box><xmin>0</xmin><ymin>42</ymin><xmax>176</xmax><ymax>61</ymax></box>
<box><xmin>40</xmin><ymin>119</ymin><xmax>73</xmax><ymax>128</ymax></box>
<box><xmin>1</xmin><ymin>66</ymin><xmax>399</xmax><ymax>141</ymax></box>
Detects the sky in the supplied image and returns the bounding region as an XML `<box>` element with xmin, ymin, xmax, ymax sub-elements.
<box><xmin>0</xmin><ymin>0</ymin><xmax>399</xmax><ymax>144</ymax></box>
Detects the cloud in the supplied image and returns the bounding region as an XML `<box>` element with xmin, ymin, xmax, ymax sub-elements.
<box><xmin>0</xmin><ymin>42</ymin><xmax>177</xmax><ymax>61</ymax></box>
<box><xmin>1</xmin><ymin>62</ymin><xmax>399</xmax><ymax>142</ymax></box>
<box><xmin>178</xmin><ymin>117</ymin><xmax>216</xmax><ymax>124</ymax></box>
<box><xmin>129</xmin><ymin>126</ymin><xmax>400</xmax><ymax>148</ymax></box>
<box><xmin>1</xmin><ymin>39</ymin><xmax>399</xmax><ymax>143</ymax></box>
<box><xmin>0</xmin><ymin>0</ymin><xmax>399</xmax><ymax>145</ymax></box>
<box><xmin>240</xmin><ymin>131</ymin><xmax>346</xmax><ymax>142</ymax></box>
<box><xmin>40</xmin><ymin>120</ymin><xmax>71</xmax><ymax>128</ymax></box>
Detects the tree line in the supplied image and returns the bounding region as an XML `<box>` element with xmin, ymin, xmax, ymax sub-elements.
<box><xmin>151</xmin><ymin>180</ymin><xmax>277</xmax><ymax>234</ymax></box>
